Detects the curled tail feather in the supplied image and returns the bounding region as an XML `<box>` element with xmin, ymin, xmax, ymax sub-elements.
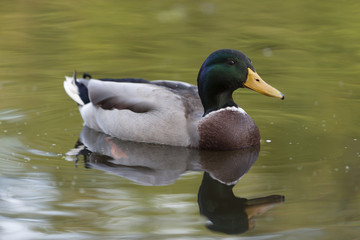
<box><xmin>64</xmin><ymin>70</ymin><xmax>89</xmax><ymax>106</ymax></box>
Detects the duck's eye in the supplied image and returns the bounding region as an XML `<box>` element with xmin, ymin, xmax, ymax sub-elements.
<box><xmin>227</xmin><ymin>60</ymin><xmax>236</xmax><ymax>66</ymax></box>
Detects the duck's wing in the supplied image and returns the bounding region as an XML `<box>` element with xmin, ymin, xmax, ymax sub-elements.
<box><xmin>68</xmin><ymin>76</ymin><xmax>203</xmax><ymax>114</ymax></box>
<box><xmin>151</xmin><ymin>80</ymin><xmax>204</xmax><ymax>117</ymax></box>
<box><xmin>64</xmin><ymin>75</ymin><xmax>203</xmax><ymax>147</ymax></box>
<box><xmin>64</xmin><ymin>71</ymin><xmax>202</xmax><ymax>112</ymax></box>
<box><xmin>87</xmin><ymin>79</ymin><xmax>203</xmax><ymax>114</ymax></box>
<box><xmin>87</xmin><ymin>80</ymin><xmax>156</xmax><ymax>113</ymax></box>
<box><xmin>64</xmin><ymin>76</ymin><xmax>169</xmax><ymax>113</ymax></box>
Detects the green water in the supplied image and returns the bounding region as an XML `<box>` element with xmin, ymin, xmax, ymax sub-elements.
<box><xmin>0</xmin><ymin>1</ymin><xmax>359</xmax><ymax>239</ymax></box>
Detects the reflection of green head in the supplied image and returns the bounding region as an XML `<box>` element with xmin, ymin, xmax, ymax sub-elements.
<box><xmin>198</xmin><ymin>172</ymin><xmax>285</xmax><ymax>235</ymax></box>
<box><xmin>206</xmin><ymin>213</ymin><xmax>249</xmax><ymax>235</ymax></box>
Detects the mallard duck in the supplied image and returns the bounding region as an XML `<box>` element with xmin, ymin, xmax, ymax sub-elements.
<box><xmin>64</xmin><ymin>49</ymin><xmax>284</xmax><ymax>150</ymax></box>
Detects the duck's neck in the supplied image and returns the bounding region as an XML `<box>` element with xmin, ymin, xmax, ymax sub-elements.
<box><xmin>199</xmin><ymin>84</ymin><xmax>238</xmax><ymax>116</ymax></box>
<box><xmin>205</xmin><ymin>92</ymin><xmax>238</xmax><ymax>116</ymax></box>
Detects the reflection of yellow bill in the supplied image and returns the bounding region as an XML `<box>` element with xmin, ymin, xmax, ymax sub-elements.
<box><xmin>244</xmin><ymin>68</ymin><xmax>284</xmax><ymax>99</ymax></box>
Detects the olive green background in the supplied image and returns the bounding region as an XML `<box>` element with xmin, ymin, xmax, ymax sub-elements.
<box><xmin>0</xmin><ymin>1</ymin><xmax>359</xmax><ymax>239</ymax></box>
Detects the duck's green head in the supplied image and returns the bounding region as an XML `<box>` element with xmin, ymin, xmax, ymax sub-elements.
<box><xmin>197</xmin><ymin>49</ymin><xmax>284</xmax><ymax>115</ymax></box>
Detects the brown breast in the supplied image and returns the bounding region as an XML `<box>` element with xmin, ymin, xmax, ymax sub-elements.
<box><xmin>198</xmin><ymin>107</ymin><xmax>260</xmax><ymax>150</ymax></box>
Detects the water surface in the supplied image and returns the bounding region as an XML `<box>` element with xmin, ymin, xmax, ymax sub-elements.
<box><xmin>0</xmin><ymin>1</ymin><xmax>359</xmax><ymax>239</ymax></box>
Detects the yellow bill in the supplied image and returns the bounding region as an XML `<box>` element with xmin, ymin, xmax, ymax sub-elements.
<box><xmin>244</xmin><ymin>68</ymin><xmax>284</xmax><ymax>99</ymax></box>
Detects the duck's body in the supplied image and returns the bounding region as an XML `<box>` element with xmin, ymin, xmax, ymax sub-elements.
<box><xmin>70</xmin><ymin>78</ymin><xmax>203</xmax><ymax>147</ymax></box>
<box><xmin>64</xmin><ymin>49</ymin><xmax>284</xmax><ymax>150</ymax></box>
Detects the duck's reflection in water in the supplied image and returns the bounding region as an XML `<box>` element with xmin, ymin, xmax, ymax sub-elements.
<box><xmin>67</xmin><ymin>126</ymin><xmax>284</xmax><ymax>234</ymax></box>
<box><xmin>68</xmin><ymin>126</ymin><xmax>201</xmax><ymax>186</ymax></box>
